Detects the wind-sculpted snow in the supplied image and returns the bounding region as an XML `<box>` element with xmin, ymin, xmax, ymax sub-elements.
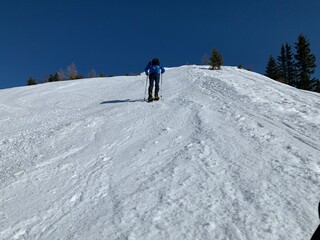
<box><xmin>0</xmin><ymin>66</ymin><xmax>319</xmax><ymax>239</ymax></box>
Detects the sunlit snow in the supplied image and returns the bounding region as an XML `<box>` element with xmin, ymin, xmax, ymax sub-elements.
<box><xmin>1</xmin><ymin>66</ymin><xmax>319</xmax><ymax>239</ymax></box>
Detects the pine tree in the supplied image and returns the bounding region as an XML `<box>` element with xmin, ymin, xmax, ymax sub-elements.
<box><xmin>27</xmin><ymin>77</ymin><xmax>37</xmax><ymax>85</ymax></box>
<box><xmin>315</xmin><ymin>80</ymin><xmax>320</xmax><ymax>93</ymax></box>
<box><xmin>210</xmin><ymin>49</ymin><xmax>223</xmax><ymax>70</ymax></box>
<box><xmin>294</xmin><ymin>34</ymin><xmax>317</xmax><ymax>90</ymax></box>
<box><xmin>265</xmin><ymin>55</ymin><xmax>279</xmax><ymax>80</ymax></box>
<box><xmin>285</xmin><ymin>43</ymin><xmax>296</xmax><ymax>86</ymax></box>
<box><xmin>47</xmin><ymin>73</ymin><xmax>59</xmax><ymax>82</ymax></box>
<box><xmin>277</xmin><ymin>43</ymin><xmax>296</xmax><ymax>85</ymax></box>
<box><xmin>277</xmin><ymin>44</ymin><xmax>287</xmax><ymax>82</ymax></box>
<box><xmin>47</xmin><ymin>74</ymin><xmax>55</xmax><ymax>82</ymax></box>
<box><xmin>53</xmin><ymin>73</ymin><xmax>59</xmax><ymax>81</ymax></box>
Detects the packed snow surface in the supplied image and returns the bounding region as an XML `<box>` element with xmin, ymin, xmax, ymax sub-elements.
<box><xmin>0</xmin><ymin>66</ymin><xmax>319</xmax><ymax>240</ymax></box>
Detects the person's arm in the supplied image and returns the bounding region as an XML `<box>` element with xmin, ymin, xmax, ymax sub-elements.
<box><xmin>160</xmin><ymin>66</ymin><xmax>165</xmax><ymax>74</ymax></box>
<box><xmin>144</xmin><ymin>62</ymin><xmax>151</xmax><ymax>75</ymax></box>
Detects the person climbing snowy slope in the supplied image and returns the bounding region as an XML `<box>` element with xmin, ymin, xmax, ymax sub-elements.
<box><xmin>144</xmin><ymin>58</ymin><xmax>165</xmax><ymax>102</ymax></box>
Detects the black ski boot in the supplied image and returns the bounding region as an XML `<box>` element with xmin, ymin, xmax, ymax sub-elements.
<box><xmin>154</xmin><ymin>95</ymin><xmax>160</xmax><ymax>101</ymax></box>
<box><xmin>147</xmin><ymin>94</ymin><xmax>154</xmax><ymax>102</ymax></box>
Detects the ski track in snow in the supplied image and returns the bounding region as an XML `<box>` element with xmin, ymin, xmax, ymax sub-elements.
<box><xmin>0</xmin><ymin>66</ymin><xmax>319</xmax><ymax>240</ymax></box>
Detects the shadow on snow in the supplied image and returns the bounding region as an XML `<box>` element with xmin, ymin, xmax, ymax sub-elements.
<box><xmin>100</xmin><ymin>99</ymin><xmax>145</xmax><ymax>104</ymax></box>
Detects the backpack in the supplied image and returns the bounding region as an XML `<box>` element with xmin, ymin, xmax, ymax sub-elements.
<box><xmin>151</xmin><ymin>58</ymin><xmax>160</xmax><ymax>66</ymax></box>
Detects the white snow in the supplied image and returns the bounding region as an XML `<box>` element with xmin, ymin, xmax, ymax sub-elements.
<box><xmin>0</xmin><ymin>65</ymin><xmax>319</xmax><ymax>240</ymax></box>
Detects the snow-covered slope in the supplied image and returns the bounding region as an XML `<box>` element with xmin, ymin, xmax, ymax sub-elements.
<box><xmin>1</xmin><ymin>66</ymin><xmax>319</xmax><ymax>240</ymax></box>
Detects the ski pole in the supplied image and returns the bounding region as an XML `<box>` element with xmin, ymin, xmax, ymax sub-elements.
<box><xmin>144</xmin><ymin>75</ymin><xmax>148</xmax><ymax>100</ymax></box>
<box><xmin>160</xmin><ymin>73</ymin><xmax>163</xmax><ymax>98</ymax></box>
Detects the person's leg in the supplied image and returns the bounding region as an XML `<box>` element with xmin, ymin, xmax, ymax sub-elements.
<box><xmin>148</xmin><ymin>74</ymin><xmax>156</xmax><ymax>100</ymax></box>
<box><xmin>154</xmin><ymin>74</ymin><xmax>160</xmax><ymax>97</ymax></box>
<box><xmin>148</xmin><ymin>76</ymin><xmax>154</xmax><ymax>96</ymax></box>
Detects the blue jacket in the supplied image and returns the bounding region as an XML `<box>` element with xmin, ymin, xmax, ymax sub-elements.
<box><xmin>144</xmin><ymin>62</ymin><xmax>165</xmax><ymax>75</ymax></box>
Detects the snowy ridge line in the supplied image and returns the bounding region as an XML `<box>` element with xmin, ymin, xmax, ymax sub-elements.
<box><xmin>0</xmin><ymin>65</ymin><xmax>319</xmax><ymax>239</ymax></box>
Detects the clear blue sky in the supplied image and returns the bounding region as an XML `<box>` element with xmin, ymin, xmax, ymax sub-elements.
<box><xmin>1</xmin><ymin>0</ymin><xmax>320</xmax><ymax>89</ymax></box>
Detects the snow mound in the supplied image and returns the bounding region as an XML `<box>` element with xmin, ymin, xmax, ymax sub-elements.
<box><xmin>0</xmin><ymin>65</ymin><xmax>319</xmax><ymax>239</ymax></box>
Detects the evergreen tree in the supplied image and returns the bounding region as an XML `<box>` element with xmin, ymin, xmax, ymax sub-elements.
<box><xmin>277</xmin><ymin>44</ymin><xmax>287</xmax><ymax>82</ymax></box>
<box><xmin>54</xmin><ymin>73</ymin><xmax>59</xmax><ymax>81</ymax></box>
<box><xmin>47</xmin><ymin>73</ymin><xmax>59</xmax><ymax>82</ymax></box>
<box><xmin>294</xmin><ymin>34</ymin><xmax>317</xmax><ymax>90</ymax></box>
<box><xmin>265</xmin><ymin>55</ymin><xmax>279</xmax><ymax>80</ymax></box>
<box><xmin>27</xmin><ymin>77</ymin><xmax>37</xmax><ymax>85</ymax></box>
<box><xmin>277</xmin><ymin>43</ymin><xmax>296</xmax><ymax>85</ymax></box>
<box><xmin>315</xmin><ymin>80</ymin><xmax>320</xmax><ymax>93</ymax></box>
<box><xmin>47</xmin><ymin>74</ymin><xmax>55</xmax><ymax>82</ymax></box>
<box><xmin>285</xmin><ymin>43</ymin><xmax>296</xmax><ymax>86</ymax></box>
<box><xmin>210</xmin><ymin>49</ymin><xmax>223</xmax><ymax>70</ymax></box>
